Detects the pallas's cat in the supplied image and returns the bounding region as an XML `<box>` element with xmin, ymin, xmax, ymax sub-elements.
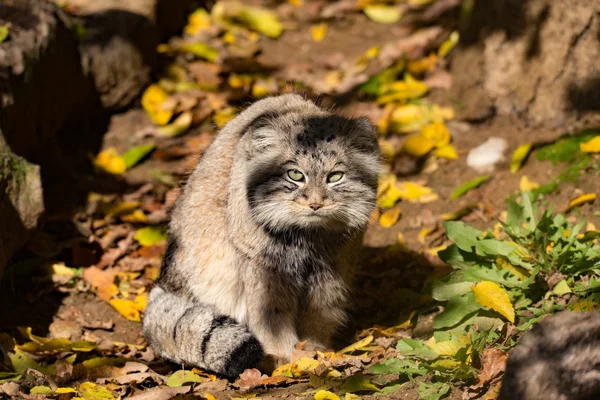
<box><xmin>143</xmin><ymin>94</ymin><xmax>380</xmax><ymax>378</ymax></box>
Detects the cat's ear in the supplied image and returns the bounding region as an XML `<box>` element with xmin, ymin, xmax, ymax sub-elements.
<box><xmin>249</xmin><ymin>124</ymin><xmax>280</xmax><ymax>153</ymax></box>
<box><xmin>350</xmin><ymin>117</ymin><xmax>379</xmax><ymax>154</ymax></box>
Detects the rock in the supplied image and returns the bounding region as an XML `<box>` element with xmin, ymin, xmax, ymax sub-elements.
<box><xmin>466</xmin><ymin>137</ymin><xmax>507</xmax><ymax>173</ymax></box>
<box><xmin>0</xmin><ymin>132</ymin><xmax>44</xmax><ymax>279</ymax></box>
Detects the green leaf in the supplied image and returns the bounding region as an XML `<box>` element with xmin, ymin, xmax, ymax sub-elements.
<box><xmin>31</xmin><ymin>386</ymin><xmax>54</xmax><ymax>395</ymax></box>
<box><xmin>0</xmin><ymin>372</ymin><xmax>22</xmax><ymax>383</ymax></box>
<box><xmin>552</xmin><ymin>279</ymin><xmax>572</xmax><ymax>295</ymax></box>
<box><xmin>433</xmin><ymin>292</ymin><xmax>481</xmax><ymax>329</ymax></box>
<box><xmin>375</xmin><ymin>383</ymin><xmax>405</xmax><ymax>396</ymax></box>
<box><xmin>134</xmin><ymin>226</ymin><xmax>168</xmax><ymax>247</ymax></box>
<box><xmin>122</xmin><ymin>144</ymin><xmax>156</xmax><ymax>169</ymax></box>
<box><xmin>359</xmin><ymin>76</ymin><xmax>380</xmax><ymax>95</ymax></box>
<box><xmin>536</xmin><ymin>131</ymin><xmax>597</xmax><ymax>164</ymax></box>
<box><xmin>369</xmin><ymin>358</ymin><xmax>427</xmax><ymax>376</ymax></box>
<box><xmin>450</xmin><ymin>176</ymin><xmax>489</xmax><ymax>199</ymax></box>
<box><xmin>418</xmin><ymin>382</ymin><xmax>451</xmax><ymax>400</ymax></box>
<box><xmin>443</xmin><ymin>221</ymin><xmax>482</xmax><ymax>252</ymax></box>
<box><xmin>9</xmin><ymin>349</ymin><xmax>43</xmax><ymax>374</ymax></box>
<box><xmin>0</xmin><ymin>24</ymin><xmax>9</xmax><ymax>43</ymax></box>
<box><xmin>476</xmin><ymin>239</ymin><xmax>517</xmax><ymax>257</ymax></box>
<box><xmin>431</xmin><ymin>281</ymin><xmax>474</xmax><ymax>301</ymax></box>
<box><xmin>167</xmin><ymin>370</ymin><xmax>203</xmax><ymax>387</ymax></box>
<box><xmin>396</xmin><ymin>339</ymin><xmax>438</xmax><ymax>361</ymax></box>
<box><xmin>340</xmin><ymin>376</ymin><xmax>380</xmax><ymax>393</ymax></box>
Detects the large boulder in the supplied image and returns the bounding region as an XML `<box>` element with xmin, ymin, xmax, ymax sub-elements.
<box><xmin>0</xmin><ymin>132</ymin><xmax>43</xmax><ymax>280</ymax></box>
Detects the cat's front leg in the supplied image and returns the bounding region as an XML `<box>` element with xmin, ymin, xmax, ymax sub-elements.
<box><xmin>245</xmin><ymin>287</ymin><xmax>299</xmax><ymax>370</ymax></box>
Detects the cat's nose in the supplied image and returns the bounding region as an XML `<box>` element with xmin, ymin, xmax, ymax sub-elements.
<box><xmin>309</xmin><ymin>203</ymin><xmax>322</xmax><ymax>211</ymax></box>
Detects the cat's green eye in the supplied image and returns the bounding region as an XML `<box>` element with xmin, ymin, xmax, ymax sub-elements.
<box><xmin>327</xmin><ymin>172</ymin><xmax>344</xmax><ymax>183</ymax></box>
<box><xmin>287</xmin><ymin>169</ymin><xmax>305</xmax><ymax>182</ymax></box>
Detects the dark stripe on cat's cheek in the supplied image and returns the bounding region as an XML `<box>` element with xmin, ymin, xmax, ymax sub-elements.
<box><xmin>201</xmin><ymin>315</ymin><xmax>237</xmax><ymax>357</ymax></box>
<box><xmin>172</xmin><ymin>306</ymin><xmax>195</xmax><ymax>342</ymax></box>
<box><xmin>222</xmin><ymin>336</ymin><xmax>264</xmax><ymax>379</ymax></box>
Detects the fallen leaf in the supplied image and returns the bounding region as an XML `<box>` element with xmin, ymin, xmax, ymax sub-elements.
<box><xmin>341</xmin><ymin>375</ymin><xmax>379</xmax><ymax>393</ymax></box>
<box><xmin>134</xmin><ymin>227</ymin><xmax>168</xmax><ymax>247</ymax></box>
<box><xmin>134</xmin><ymin>295</ymin><xmax>148</xmax><ymax>312</ymax></box>
<box><xmin>569</xmin><ymin>300</ymin><xmax>600</xmax><ymax>312</ymax></box>
<box><xmin>421</xmin><ymin>122</ymin><xmax>450</xmax><ymax>148</ymax></box>
<box><xmin>94</xmin><ymin>148</ymin><xmax>127</xmax><ymax>175</ymax></box>
<box><xmin>397</xmin><ymin>182</ymin><xmax>438</xmax><ymax>203</ymax></box>
<box><xmin>363</xmin><ymin>5</ymin><xmax>402</xmax><ymax>24</ymax></box>
<box><xmin>434</xmin><ymin>144</ymin><xmax>458</xmax><ymax>159</ymax></box>
<box><xmin>418</xmin><ymin>227</ymin><xmax>436</xmax><ymax>244</ymax></box>
<box><xmin>338</xmin><ymin>335</ymin><xmax>373</xmax><ymax>354</ymax></box>
<box><xmin>141</xmin><ymin>84</ymin><xmax>173</xmax><ymax>126</ymax></box>
<box><xmin>402</xmin><ymin>134</ymin><xmax>435</xmax><ymax>157</ymax></box>
<box><xmin>0</xmin><ymin>24</ymin><xmax>9</xmax><ymax>43</ymax></box>
<box><xmin>474</xmin><ymin>348</ymin><xmax>507</xmax><ymax>389</ymax></box>
<box><xmin>438</xmin><ymin>31</ymin><xmax>459</xmax><ymax>57</ymax></box>
<box><xmin>471</xmin><ymin>281</ymin><xmax>515</xmax><ymax>323</ymax></box>
<box><xmin>315</xmin><ymin>389</ymin><xmax>341</xmax><ymax>400</ymax></box>
<box><xmin>184</xmin><ymin>9</ymin><xmax>211</xmax><ymax>35</ymax></box>
<box><xmin>440</xmin><ymin>204</ymin><xmax>476</xmax><ymax>221</ymax></box>
<box><xmin>167</xmin><ymin>370</ymin><xmax>203</xmax><ymax>387</ymax></box>
<box><xmin>311</xmin><ymin>23</ymin><xmax>328</xmax><ymax>42</ymax></box>
<box><xmin>212</xmin><ymin>2</ymin><xmax>283</xmax><ymax>38</ymax></box>
<box><xmin>122</xmin><ymin>144</ymin><xmax>156</xmax><ymax>169</ymax></box>
<box><xmin>580</xmin><ymin>136</ymin><xmax>600</xmax><ymax>153</ymax></box>
<box><xmin>109</xmin><ymin>299</ymin><xmax>141</xmax><ymax>322</ymax></box>
<box><xmin>426</xmin><ymin>337</ymin><xmax>463</xmax><ymax>356</ymax></box>
<box><xmin>179</xmin><ymin>43</ymin><xmax>219</xmax><ymax>62</ymax></box>
<box><xmin>565</xmin><ymin>193</ymin><xmax>596</xmax><ymax>212</ymax></box>
<box><xmin>9</xmin><ymin>349</ymin><xmax>43</xmax><ymax>373</ymax></box>
<box><xmin>126</xmin><ymin>386</ymin><xmax>191</xmax><ymax>400</ymax></box>
<box><xmin>379</xmin><ymin>208</ymin><xmax>401</xmax><ymax>228</ymax></box>
<box><xmin>78</xmin><ymin>382</ymin><xmax>115</xmax><ymax>400</ymax></box>
<box><xmin>450</xmin><ymin>176</ymin><xmax>490</xmax><ymax>199</ymax></box>
<box><xmin>157</xmin><ymin>111</ymin><xmax>193</xmax><ymax>137</ymax></box>
<box><xmin>519</xmin><ymin>175</ymin><xmax>539</xmax><ymax>191</ymax></box>
<box><xmin>510</xmin><ymin>143</ymin><xmax>532</xmax><ymax>173</ymax></box>
<box><xmin>83</xmin><ymin>267</ymin><xmax>117</xmax><ymax>302</ymax></box>
<box><xmin>378</xmin><ymin>75</ymin><xmax>428</xmax><ymax>104</ymax></box>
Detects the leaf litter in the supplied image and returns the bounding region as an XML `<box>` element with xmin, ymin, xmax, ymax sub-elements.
<box><xmin>3</xmin><ymin>1</ymin><xmax>600</xmax><ymax>399</ymax></box>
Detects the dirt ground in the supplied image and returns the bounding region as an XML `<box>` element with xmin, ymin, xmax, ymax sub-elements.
<box><xmin>2</xmin><ymin>1</ymin><xmax>599</xmax><ymax>399</ymax></box>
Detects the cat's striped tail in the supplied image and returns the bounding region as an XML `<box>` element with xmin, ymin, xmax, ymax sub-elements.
<box><xmin>142</xmin><ymin>286</ymin><xmax>264</xmax><ymax>379</ymax></box>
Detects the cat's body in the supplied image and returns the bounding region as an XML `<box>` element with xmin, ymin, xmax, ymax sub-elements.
<box><xmin>499</xmin><ymin>310</ymin><xmax>600</xmax><ymax>400</ymax></box>
<box><xmin>143</xmin><ymin>94</ymin><xmax>380</xmax><ymax>378</ymax></box>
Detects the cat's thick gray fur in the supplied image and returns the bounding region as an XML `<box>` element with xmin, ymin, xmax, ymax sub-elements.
<box><xmin>499</xmin><ymin>310</ymin><xmax>600</xmax><ymax>400</ymax></box>
<box><xmin>143</xmin><ymin>94</ymin><xmax>380</xmax><ymax>378</ymax></box>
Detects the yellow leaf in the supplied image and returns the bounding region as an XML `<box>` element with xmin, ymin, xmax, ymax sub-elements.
<box><xmin>569</xmin><ymin>300</ymin><xmax>600</xmax><ymax>312</ymax></box>
<box><xmin>109</xmin><ymin>299</ymin><xmax>141</xmax><ymax>322</ymax></box>
<box><xmin>510</xmin><ymin>143</ymin><xmax>532</xmax><ymax>173</ymax></box>
<box><xmin>440</xmin><ymin>204</ymin><xmax>476</xmax><ymax>221</ymax></box>
<box><xmin>338</xmin><ymin>335</ymin><xmax>373</xmax><ymax>354</ymax></box>
<box><xmin>434</xmin><ymin>144</ymin><xmax>458</xmax><ymax>160</ymax></box>
<box><xmin>120</xmin><ymin>209</ymin><xmax>148</xmax><ymax>223</ymax></box>
<box><xmin>273</xmin><ymin>357</ymin><xmax>320</xmax><ymax>378</ymax></box>
<box><xmin>378</xmin><ymin>74</ymin><xmax>428</xmax><ymax>104</ymax></box>
<box><xmin>378</xmin><ymin>139</ymin><xmax>396</xmax><ymax>162</ymax></box>
<box><xmin>377</xmin><ymin>174</ymin><xmax>396</xmax><ymax>196</ymax></box>
<box><xmin>184</xmin><ymin>9</ymin><xmax>211</xmax><ymax>35</ymax></box>
<box><xmin>402</xmin><ymin>134</ymin><xmax>435</xmax><ymax>157</ymax></box>
<box><xmin>377</xmin><ymin>184</ymin><xmax>403</xmax><ymax>209</ymax></box>
<box><xmin>213</xmin><ymin>107</ymin><xmax>237</xmax><ymax>128</ymax></box>
<box><xmin>315</xmin><ymin>390</ymin><xmax>341</xmax><ymax>400</ymax></box>
<box><xmin>251</xmin><ymin>78</ymin><xmax>278</xmax><ymax>98</ymax></box>
<box><xmin>379</xmin><ymin>208</ymin><xmax>401</xmax><ymax>228</ymax></box>
<box><xmin>310</xmin><ymin>23</ymin><xmax>328</xmax><ymax>42</ymax></box>
<box><xmin>377</xmin><ymin>104</ymin><xmax>395</xmax><ymax>135</ymax></box>
<box><xmin>397</xmin><ymin>232</ymin><xmax>406</xmax><ymax>245</ymax></box>
<box><xmin>418</xmin><ymin>227</ymin><xmax>435</xmax><ymax>245</ymax></box>
<box><xmin>345</xmin><ymin>394</ymin><xmax>362</xmax><ymax>400</ymax></box>
<box><xmin>389</xmin><ymin>104</ymin><xmax>426</xmax><ymax>134</ymax></box>
<box><xmin>97</xmin><ymin>284</ymin><xmax>118</xmax><ymax>302</ymax></box>
<box><xmin>141</xmin><ymin>84</ymin><xmax>173</xmax><ymax>126</ymax></box>
<box><xmin>496</xmin><ymin>258</ymin><xmax>530</xmax><ymax>281</ymax></box>
<box><xmin>78</xmin><ymin>382</ymin><xmax>115</xmax><ymax>400</ymax></box>
<box><xmin>426</xmin><ymin>337</ymin><xmax>463</xmax><ymax>356</ymax></box>
<box><xmin>580</xmin><ymin>136</ymin><xmax>600</xmax><ymax>153</ymax></box>
<box><xmin>94</xmin><ymin>148</ymin><xmax>127</xmax><ymax>175</ymax></box>
<box><xmin>363</xmin><ymin>5</ymin><xmax>402</xmax><ymax>24</ymax></box>
<box><xmin>289</xmin><ymin>0</ymin><xmax>303</xmax><ymax>7</ymax></box>
<box><xmin>397</xmin><ymin>182</ymin><xmax>438</xmax><ymax>203</ymax></box>
<box><xmin>324</xmin><ymin>70</ymin><xmax>343</xmax><ymax>89</ymax></box>
<box><xmin>438</xmin><ymin>31</ymin><xmax>459</xmax><ymax>57</ymax></box>
<box><xmin>471</xmin><ymin>281</ymin><xmax>515</xmax><ymax>323</ymax></box>
<box><xmin>426</xmin><ymin>242</ymin><xmax>450</xmax><ymax>255</ymax></box>
<box><xmin>157</xmin><ymin>111</ymin><xmax>193</xmax><ymax>137</ymax></box>
<box><xmin>519</xmin><ymin>175</ymin><xmax>539</xmax><ymax>191</ymax></box>
<box><xmin>212</xmin><ymin>2</ymin><xmax>283</xmax><ymax>38</ymax></box>
<box><xmin>203</xmin><ymin>394</ymin><xmax>218</xmax><ymax>400</ymax></box>
<box><xmin>134</xmin><ymin>295</ymin><xmax>148</xmax><ymax>312</ymax></box>
<box><xmin>134</xmin><ymin>227</ymin><xmax>168</xmax><ymax>247</ymax></box>
<box><xmin>52</xmin><ymin>263</ymin><xmax>75</xmax><ymax>277</ymax></box>
<box><xmin>101</xmin><ymin>201</ymin><xmax>142</xmax><ymax>217</ymax></box>
<box><xmin>420</xmin><ymin>121</ymin><xmax>450</xmax><ymax>148</ymax></box>
<box><xmin>407</xmin><ymin>54</ymin><xmax>438</xmax><ymax>75</ymax></box>
<box><xmin>566</xmin><ymin>193</ymin><xmax>596</xmax><ymax>212</ymax></box>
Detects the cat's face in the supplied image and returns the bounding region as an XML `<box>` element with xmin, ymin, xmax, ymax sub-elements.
<box><xmin>244</xmin><ymin>113</ymin><xmax>380</xmax><ymax>233</ymax></box>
